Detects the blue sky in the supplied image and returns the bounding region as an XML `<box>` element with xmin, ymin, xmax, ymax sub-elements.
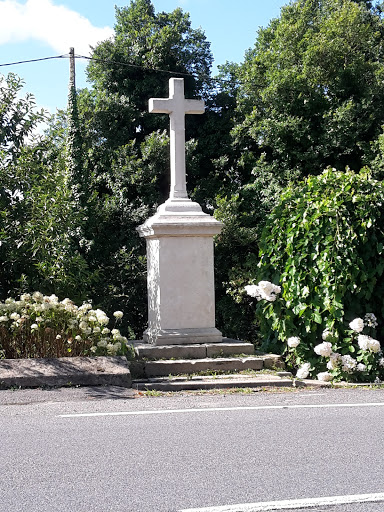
<box><xmin>0</xmin><ymin>0</ymin><xmax>289</xmax><ymax>113</ymax></box>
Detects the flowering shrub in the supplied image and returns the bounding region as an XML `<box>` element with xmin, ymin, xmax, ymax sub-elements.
<box><xmin>0</xmin><ymin>292</ymin><xmax>134</xmax><ymax>359</ymax></box>
<box><xmin>246</xmin><ymin>282</ymin><xmax>384</xmax><ymax>382</ymax></box>
<box><xmin>243</xmin><ymin>168</ymin><xmax>384</xmax><ymax>382</ymax></box>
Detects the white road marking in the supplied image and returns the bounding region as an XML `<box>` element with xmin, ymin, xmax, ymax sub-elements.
<box><xmin>179</xmin><ymin>492</ymin><xmax>384</xmax><ymax>511</ymax></box>
<box><xmin>57</xmin><ymin>401</ymin><xmax>384</xmax><ymax>418</ymax></box>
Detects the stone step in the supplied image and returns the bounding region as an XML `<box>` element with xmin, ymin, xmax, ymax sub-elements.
<box><xmin>133</xmin><ymin>338</ymin><xmax>255</xmax><ymax>360</ymax></box>
<box><xmin>141</xmin><ymin>356</ymin><xmax>267</xmax><ymax>377</ymax></box>
<box><xmin>133</xmin><ymin>372</ymin><xmax>295</xmax><ymax>392</ymax></box>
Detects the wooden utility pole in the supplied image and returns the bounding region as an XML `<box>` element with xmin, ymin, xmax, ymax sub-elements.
<box><xmin>69</xmin><ymin>47</ymin><xmax>76</xmax><ymax>89</ymax></box>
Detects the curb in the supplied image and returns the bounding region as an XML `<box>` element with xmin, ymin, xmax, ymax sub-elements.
<box><xmin>0</xmin><ymin>356</ymin><xmax>132</xmax><ymax>389</ymax></box>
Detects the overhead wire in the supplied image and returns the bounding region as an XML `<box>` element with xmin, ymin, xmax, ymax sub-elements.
<box><xmin>0</xmin><ymin>52</ymin><xmax>241</xmax><ymax>87</ymax></box>
<box><xmin>0</xmin><ymin>55</ymin><xmax>67</xmax><ymax>67</ymax></box>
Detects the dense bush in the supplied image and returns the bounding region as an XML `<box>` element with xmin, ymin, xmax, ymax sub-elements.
<box><xmin>0</xmin><ymin>292</ymin><xmax>134</xmax><ymax>359</ymax></box>
<box><xmin>246</xmin><ymin>168</ymin><xmax>384</xmax><ymax>382</ymax></box>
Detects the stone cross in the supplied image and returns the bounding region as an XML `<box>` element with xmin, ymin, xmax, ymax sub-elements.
<box><xmin>149</xmin><ymin>78</ymin><xmax>205</xmax><ymax>200</ymax></box>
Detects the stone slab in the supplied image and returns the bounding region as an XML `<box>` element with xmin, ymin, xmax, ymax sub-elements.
<box><xmin>144</xmin><ymin>357</ymin><xmax>264</xmax><ymax>377</ymax></box>
<box><xmin>0</xmin><ymin>356</ymin><xmax>131</xmax><ymax>389</ymax></box>
<box><xmin>256</xmin><ymin>353</ymin><xmax>286</xmax><ymax>370</ymax></box>
<box><xmin>206</xmin><ymin>342</ymin><xmax>254</xmax><ymax>357</ymax></box>
<box><xmin>144</xmin><ymin>327</ymin><xmax>223</xmax><ymax>345</ymax></box>
<box><xmin>133</xmin><ymin>374</ymin><xmax>294</xmax><ymax>391</ymax></box>
<box><xmin>134</xmin><ymin>343</ymin><xmax>207</xmax><ymax>360</ymax></box>
<box><xmin>133</xmin><ymin>339</ymin><xmax>255</xmax><ymax>360</ymax></box>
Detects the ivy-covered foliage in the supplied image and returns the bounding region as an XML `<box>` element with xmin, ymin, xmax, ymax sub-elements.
<box><xmin>248</xmin><ymin>168</ymin><xmax>384</xmax><ymax>381</ymax></box>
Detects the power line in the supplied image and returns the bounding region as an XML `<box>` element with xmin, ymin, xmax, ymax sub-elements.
<box><xmin>0</xmin><ymin>55</ymin><xmax>67</xmax><ymax>67</ymax></box>
<box><xmin>0</xmin><ymin>52</ymin><xmax>240</xmax><ymax>87</ymax></box>
<box><xmin>76</xmin><ymin>53</ymin><xmax>195</xmax><ymax>78</ymax></box>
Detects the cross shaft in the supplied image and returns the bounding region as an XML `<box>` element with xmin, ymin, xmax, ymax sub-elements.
<box><xmin>149</xmin><ymin>78</ymin><xmax>205</xmax><ymax>199</ymax></box>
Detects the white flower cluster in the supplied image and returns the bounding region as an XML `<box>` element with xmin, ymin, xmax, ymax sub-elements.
<box><xmin>0</xmin><ymin>293</ymin><xmax>130</xmax><ymax>357</ymax></box>
<box><xmin>317</xmin><ymin>372</ymin><xmax>333</xmax><ymax>382</ymax></box>
<box><xmin>296</xmin><ymin>363</ymin><xmax>311</xmax><ymax>379</ymax></box>
<box><xmin>357</xmin><ymin>334</ymin><xmax>381</xmax><ymax>353</ymax></box>
<box><xmin>364</xmin><ymin>313</ymin><xmax>378</xmax><ymax>329</ymax></box>
<box><xmin>340</xmin><ymin>354</ymin><xmax>357</xmax><ymax>373</ymax></box>
<box><xmin>349</xmin><ymin>318</ymin><xmax>364</xmax><ymax>333</ymax></box>
<box><xmin>287</xmin><ymin>336</ymin><xmax>300</xmax><ymax>348</ymax></box>
<box><xmin>314</xmin><ymin>342</ymin><xmax>333</xmax><ymax>358</ymax></box>
<box><xmin>245</xmin><ymin>281</ymin><xmax>281</xmax><ymax>302</ymax></box>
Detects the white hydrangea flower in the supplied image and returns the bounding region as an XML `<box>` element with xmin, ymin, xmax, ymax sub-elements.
<box><xmin>314</xmin><ymin>342</ymin><xmax>333</xmax><ymax>358</ymax></box>
<box><xmin>114</xmin><ymin>342</ymin><xmax>122</xmax><ymax>351</ymax></box>
<box><xmin>90</xmin><ymin>346</ymin><xmax>97</xmax><ymax>353</ymax></box>
<box><xmin>20</xmin><ymin>293</ymin><xmax>31</xmax><ymax>302</ymax></box>
<box><xmin>9</xmin><ymin>312</ymin><xmax>20</xmax><ymax>321</ymax></box>
<box><xmin>35</xmin><ymin>316</ymin><xmax>44</xmax><ymax>323</ymax></box>
<box><xmin>358</xmin><ymin>334</ymin><xmax>381</xmax><ymax>353</ymax></box>
<box><xmin>113</xmin><ymin>311</ymin><xmax>124</xmax><ymax>319</ymax></box>
<box><xmin>79</xmin><ymin>321</ymin><xmax>88</xmax><ymax>331</ymax></box>
<box><xmin>79</xmin><ymin>303</ymin><xmax>92</xmax><ymax>313</ymax></box>
<box><xmin>357</xmin><ymin>334</ymin><xmax>370</xmax><ymax>351</ymax></box>
<box><xmin>379</xmin><ymin>358</ymin><xmax>384</xmax><ymax>367</ymax></box>
<box><xmin>349</xmin><ymin>318</ymin><xmax>364</xmax><ymax>333</ymax></box>
<box><xmin>97</xmin><ymin>339</ymin><xmax>108</xmax><ymax>348</ymax></box>
<box><xmin>364</xmin><ymin>313</ymin><xmax>378</xmax><ymax>328</ymax></box>
<box><xmin>32</xmin><ymin>291</ymin><xmax>43</xmax><ymax>302</ymax></box>
<box><xmin>102</xmin><ymin>328</ymin><xmax>110</xmax><ymax>335</ymax></box>
<box><xmin>111</xmin><ymin>328</ymin><xmax>120</xmax><ymax>336</ymax></box>
<box><xmin>245</xmin><ymin>281</ymin><xmax>281</xmax><ymax>302</ymax></box>
<box><xmin>244</xmin><ymin>285</ymin><xmax>262</xmax><ymax>299</ymax></box>
<box><xmin>94</xmin><ymin>309</ymin><xmax>109</xmax><ymax>326</ymax></box>
<box><xmin>369</xmin><ymin>338</ymin><xmax>381</xmax><ymax>353</ymax></box>
<box><xmin>341</xmin><ymin>355</ymin><xmax>357</xmax><ymax>373</ymax></box>
<box><xmin>357</xmin><ymin>363</ymin><xmax>367</xmax><ymax>372</ymax></box>
<box><xmin>287</xmin><ymin>336</ymin><xmax>300</xmax><ymax>348</ymax></box>
<box><xmin>93</xmin><ymin>327</ymin><xmax>101</xmax><ymax>334</ymax></box>
<box><xmin>87</xmin><ymin>315</ymin><xmax>97</xmax><ymax>323</ymax></box>
<box><xmin>75</xmin><ymin>335</ymin><xmax>82</xmax><ymax>341</ymax></box>
<box><xmin>317</xmin><ymin>372</ymin><xmax>333</xmax><ymax>382</ymax></box>
<box><xmin>296</xmin><ymin>363</ymin><xmax>311</xmax><ymax>379</ymax></box>
<box><xmin>0</xmin><ymin>315</ymin><xmax>8</xmax><ymax>322</ymax></box>
<box><xmin>30</xmin><ymin>324</ymin><xmax>38</xmax><ymax>330</ymax></box>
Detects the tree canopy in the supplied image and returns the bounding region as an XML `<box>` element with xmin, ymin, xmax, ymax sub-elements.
<box><xmin>3</xmin><ymin>0</ymin><xmax>384</xmax><ymax>343</ymax></box>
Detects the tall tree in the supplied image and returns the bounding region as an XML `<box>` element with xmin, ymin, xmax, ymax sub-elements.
<box><xmin>214</xmin><ymin>0</ymin><xmax>384</xmax><ymax>341</ymax></box>
<box><xmin>71</xmin><ymin>0</ymin><xmax>220</xmax><ymax>335</ymax></box>
<box><xmin>0</xmin><ymin>73</ymin><xmax>91</xmax><ymax>301</ymax></box>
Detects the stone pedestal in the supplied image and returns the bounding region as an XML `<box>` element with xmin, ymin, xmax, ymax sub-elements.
<box><xmin>137</xmin><ymin>198</ymin><xmax>223</xmax><ymax>345</ymax></box>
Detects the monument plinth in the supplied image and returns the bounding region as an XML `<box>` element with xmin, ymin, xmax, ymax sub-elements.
<box><xmin>137</xmin><ymin>78</ymin><xmax>223</xmax><ymax>346</ymax></box>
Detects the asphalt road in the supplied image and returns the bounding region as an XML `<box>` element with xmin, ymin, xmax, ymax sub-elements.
<box><xmin>1</xmin><ymin>387</ymin><xmax>384</xmax><ymax>512</ymax></box>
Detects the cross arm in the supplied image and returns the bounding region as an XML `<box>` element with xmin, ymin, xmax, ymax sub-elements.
<box><xmin>184</xmin><ymin>99</ymin><xmax>205</xmax><ymax>115</ymax></box>
<box><xmin>149</xmin><ymin>98</ymin><xmax>172</xmax><ymax>114</ymax></box>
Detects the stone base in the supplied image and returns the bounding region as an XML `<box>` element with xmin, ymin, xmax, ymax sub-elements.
<box><xmin>143</xmin><ymin>327</ymin><xmax>223</xmax><ymax>346</ymax></box>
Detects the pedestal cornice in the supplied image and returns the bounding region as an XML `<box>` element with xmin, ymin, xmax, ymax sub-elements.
<box><xmin>137</xmin><ymin>198</ymin><xmax>223</xmax><ymax>238</ymax></box>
